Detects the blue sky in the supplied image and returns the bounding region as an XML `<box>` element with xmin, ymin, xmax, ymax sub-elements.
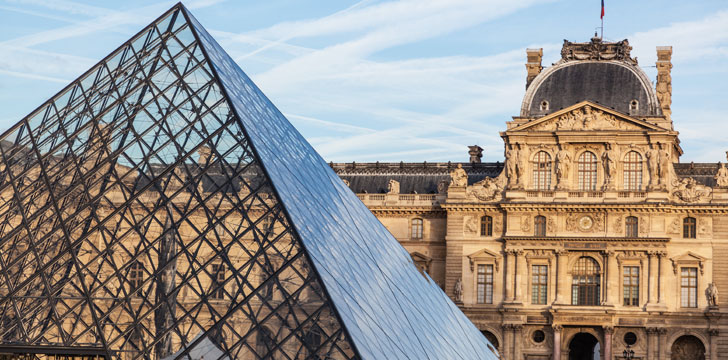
<box><xmin>0</xmin><ymin>0</ymin><xmax>727</xmax><ymax>163</ymax></box>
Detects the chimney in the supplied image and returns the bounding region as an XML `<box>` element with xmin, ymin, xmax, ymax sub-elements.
<box><xmin>525</xmin><ymin>48</ymin><xmax>543</xmax><ymax>88</ymax></box>
<box><xmin>656</xmin><ymin>46</ymin><xmax>672</xmax><ymax>120</ymax></box>
<box><xmin>468</xmin><ymin>145</ymin><xmax>483</xmax><ymax>163</ymax></box>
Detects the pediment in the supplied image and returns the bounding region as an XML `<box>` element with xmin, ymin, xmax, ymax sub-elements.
<box><xmin>410</xmin><ymin>252</ymin><xmax>432</xmax><ymax>264</ymax></box>
<box><xmin>511</xmin><ymin>101</ymin><xmax>666</xmax><ymax>132</ymax></box>
<box><xmin>670</xmin><ymin>251</ymin><xmax>707</xmax><ymax>274</ymax></box>
<box><xmin>467</xmin><ymin>248</ymin><xmax>501</xmax><ymax>271</ymax></box>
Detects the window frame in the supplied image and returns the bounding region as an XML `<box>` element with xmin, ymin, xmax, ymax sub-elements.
<box><xmin>683</xmin><ymin>217</ymin><xmax>696</xmax><ymax>239</ymax></box>
<box><xmin>411</xmin><ymin>218</ymin><xmax>424</xmax><ymax>240</ymax></box>
<box><xmin>481</xmin><ymin>215</ymin><xmax>493</xmax><ymax>236</ymax></box>
<box><xmin>531</xmin><ymin>264</ymin><xmax>548</xmax><ymax>305</ymax></box>
<box><xmin>577</xmin><ymin>151</ymin><xmax>598</xmax><ymax>191</ymax></box>
<box><xmin>211</xmin><ymin>263</ymin><xmax>226</xmax><ymax>300</ymax></box>
<box><xmin>571</xmin><ymin>256</ymin><xmax>601</xmax><ymax>306</ymax></box>
<box><xmin>129</xmin><ymin>261</ymin><xmax>145</xmax><ymax>294</ymax></box>
<box><xmin>625</xmin><ymin>216</ymin><xmax>639</xmax><ymax>238</ymax></box>
<box><xmin>623</xmin><ymin>151</ymin><xmax>643</xmax><ymax>191</ymax></box>
<box><xmin>534</xmin><ymin>215</ymin><xmax>546</xmax><ymax>237</ymax></box>
<box><xmin>532</xmin><ymin>151</ymin><xmax>552</xmax><ymax>191</ymax></box>
<box><xmin>680</xmin><ymin>267</ymin><xmax>698</xmax><ymax>308</ymax></box>
<box><xmin>476</xmin><ymin>263</ymin><xmax>494</xmax><ymax>304</ymax></box>
<box><xmin>623</xmin><ymin>265</ymin><xmax>640</xmax><ymax>306</ymax></box>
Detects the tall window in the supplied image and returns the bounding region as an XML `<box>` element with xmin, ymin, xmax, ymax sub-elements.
<box><xmin>572</xmin><ymin>257</ymin><xmax>600</xmax><ymax>306</ymax></box>
<box><xmin>481</xmin><ymin>215</ymin><xmax>493</xmax><ymax>236</ymax></box>
<box><xmin>532</xmin><ymin>265</ymin><xmax>548</xmax><ymax>305</ymax></box>
<box><xmin>626</xmin><ymin>216</ymin><xmax>639</xmax><ymax>237</ymax></box>
<box><xmin>683</xmin><ymin>217</ymin><xmax>696</xmax><ymax>239</ymax></box>
<box><xmin>129</xmin><ymin>261</ymin><xmax>144</xmax><ymax>291</ymax></box>
<box><xmin>411</xmin><ymin>218</ymin><xmax>423</xmax><ymax>239</ymax></box>
<box><xmin>681</xmin><ymin>267</ymin><xmax>698</xmax><ymax>307</ymax></box>
<box><xmin>578</xmin><ymin>152</ymin><xmax>598</xmax><ymax>191</ymax></box>
<box><xmin>623</xmin><ymin>266</ymin><xmax>639</xmax><ymax>306</ymax></box>
<box><xmin>211</xmin><ymin>263</ymin><xmax>226</xmax><ymax>300</ymax></box>
<box><xmin>477</xmin><ymin>264</ymin><xmax>493</xmax><ymax>304</ymax></box>
<box><xmin>532</xmin><ymin>151</ymin><xmax>552</xmax><ymax>190</ymax></box>
<box><xmin>534</xmin><ymin>215</ymin><xmax>546</xmax><ymax>236</ymax></box>
<box><xmin>623</xmin><ymin>151</ymin><xmax>643</xmax><ymax>191</ymax></box>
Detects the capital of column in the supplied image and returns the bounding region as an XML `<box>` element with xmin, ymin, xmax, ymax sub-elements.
<box><xmin>601</xmin><ymin>250</ymin><xmax>616</xmax><ymax>257</ymax></box>
<box><xmin>658</xmin><ymin>328</ymin><xmax>667</xmax><ymax>335</ymax></box>
<box><xmin>555</xmin><ymin>249</ymin><xmax>568</xmax><ymax>256</ymax></box>
<box><xmin>646</xmin><ymin>327</ymin><xmax>659</xmax><ymax>334</ymax></box>
<box><xmin>656</xmin><ymin>250</ymin><xmax>668</xmax><ymax>257</ymax></box>
<box><xmin>647</xmin><ymin>250</ymin><xmax>659</xmax><ymax>257</ymax></box>
<box><xmin>552</xmin><ymin>324</ymin><xmax>563</xmax><ymax>332</ymax></box>
<box><xmin>709</xmin><ymin>328</ymin><xmax>720</xmax><ymax>337</ymax></box>
<box><xmin>602</xmin><ymin>326</ymin><xmax>614</xmax><ymax>335</ymax></box>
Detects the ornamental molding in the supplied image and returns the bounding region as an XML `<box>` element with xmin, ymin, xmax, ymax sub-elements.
<box><xmin>670</xmin><ymin>252</ymin><xmax>707</xmax><ymax>275</ymax></box>
<box><xmin>468</xmin><ymin>248</ymin><xmax>502</xmax><ymax>272</ymax></box>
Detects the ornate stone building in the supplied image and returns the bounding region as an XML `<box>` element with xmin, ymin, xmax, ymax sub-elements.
<box><xmin>335</xmin><ymin>37</ymin><xmax>728</xmax><ymax>360</ymax></box>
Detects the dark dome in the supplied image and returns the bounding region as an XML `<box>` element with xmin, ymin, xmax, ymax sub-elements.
<box><xmin>521</xmin><ymin>61</ymin><xmax>661</xmax><ymax>117</ymax></box>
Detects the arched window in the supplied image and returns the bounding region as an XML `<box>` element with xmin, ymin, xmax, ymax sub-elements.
<box><xmin>577</xmin><ymin>152</ymin><xmax>598</xmax><ymax>191</ymax></box>
<box><xmin>683</xmin><ymin>217</ymin><xmax>696</xmax><ymax>239</ymax></box>
<box><xmin>532</xmin><ymin>151</ymin><xmax>552</xmax><ymax>190</ymax></box>
<box><xmin>534</xmin><ymin>215</ymin><xmax>546</xmax><ymax>236</ymax></box>
<box><xmin>625</xmin><ymin>216</ymin><xmax>638</xmax><ymax>237</ymax></box>
<box><xmin>481</xmin><ymin>215</ymin><xmax>493</xmax><ymax>236</ymax></box>
<box><xmin>411</xmin><ymin>218</ymin><xmax>423</xmax><ymax>239</ymax></box>
<box><xmin>623</xmin><ymin>151</ymin><xmax>643</xmax><ymax>191</ymax></box>
<box><xmin>572</xmin><ymin>257</ymin><xmax>600</xmax><ymax>306</ymax></box>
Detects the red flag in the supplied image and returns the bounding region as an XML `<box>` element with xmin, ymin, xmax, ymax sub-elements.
<box><xmin>601</xmin><ymin>0</ymin><xmax>605</xmax><ymax>19</ymax></box>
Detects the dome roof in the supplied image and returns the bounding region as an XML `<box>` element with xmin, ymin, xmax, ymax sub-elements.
<box><xmin>521</xmin><ymin>38</ymin><xmax>662</xmax><ymax>118</ymax></box>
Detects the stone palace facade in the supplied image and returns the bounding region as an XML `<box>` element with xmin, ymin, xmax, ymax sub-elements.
<box><xmin>335</xmin><ymin>37</ymin><xmax>728</xmax><ymax>360</ymax></box>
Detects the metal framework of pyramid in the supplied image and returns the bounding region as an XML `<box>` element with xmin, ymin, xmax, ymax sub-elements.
<box><xmin>0</xmin><ymin>4</ymin><xmax>497</xmax><ymax>360</ymax></box>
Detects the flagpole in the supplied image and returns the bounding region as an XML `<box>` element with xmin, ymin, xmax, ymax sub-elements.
<box><xmin>601</xmin><ymin>17</ymin><xmax>603</xmax><ymax>39</ymax></box>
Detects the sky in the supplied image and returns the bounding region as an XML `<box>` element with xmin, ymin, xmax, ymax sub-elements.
<box><xmin>0</xmin><ymin>0</ymin><xmax>727</xmax><ymax>163</ymax></box>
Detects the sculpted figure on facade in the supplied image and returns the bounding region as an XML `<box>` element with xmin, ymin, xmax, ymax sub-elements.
<box><xmin>555</xmin><ymin>147</ymin><xmax>571</xmax><ymax>189</ymax></box>
<box><xmin>342</xmin><ymin>179</ymin><xmax>350</xmax><ymax>187</ymax></box>
<box><xmin>602</xmin><ymin>143</ymin><xmax>617</xmax><ymax>190</ymax></box>
<box><xmin>506</xmin><ymin>144</ymin><xmax>522</xmax><ymax>188</ymax></box>
<box><xmin>541</xmin><ymin>105</ymin><xmax>628</xmax><ymax>131</ymax></box>
<box><xmin>672</xmin><ymin>177</ymin><xmax>712</xmax><ymax>203</ymax></box>
<box><xmin>715</xmin><ymin>163</ymin><xmax>728</xmax><ymax>188</ymax></box>
<box><xmin>659</xmin><ymin>142</ymin><xmax>674</xmax><ymax>187</ymax></box>
<box><xmin>646</xmin><ymin>145</ymin><xmax>660</xmax><ymax>189</ymax></box>
<box><xmin>469</xmin><ymin>176</ymin><xmax>504</xmax><ymax>201</ymax></box>
<box><xmin>707</xmin><ymin>283</ymin><xmax>719</xmax><ymax>307</ymax></box>
<box><xmin>387</xmin><ymin>179</ymin><xmax>400</xmax><ymax>194</ymax></box>
<box><xmin>464</xmin><ymin>216</ymin><xmax>478</xmax><ymax>235</ymax></box>
<box><xmin>437</xmin><ymin>179</ymin><xmax>449</xmax><ymax>193</ymax></box>
<box><xmin>449</xmin><ymin>164</ymin><xmax>468</xmax><ymax>187</ymax></box>
<box><xmin>454</xmin><ymin>278</ymin><xmax>463</xmax><ymax>303</ymax></box>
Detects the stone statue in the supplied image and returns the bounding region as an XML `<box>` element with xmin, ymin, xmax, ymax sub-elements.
<box><xmin>387</xmin><ymin>179</ymin><xmax>400</xmax><ymax>194</ymax></box>
<box><xmin>437</xmin><ymin>180</ymin><xmax>449</xmax><ymax>193</ymax></box>
<box><xmin>715</xmin><ymin>163</ymin><xmax>728</xmax><ymax>188</ymax></box>
<box><xmin>449</xmin><ymin>164</ymin><xmax>468</xmax><ymax>187</ymax></box>
<box><xmin>342</xmin><ymin>179</ymin><xmax>350</xmax><ymax>187</ymax></box>
<box><xmin>515</xmin><ymin>144</ymin><xmax>527</xmax><ymax>188</ymax></box>
<box><xmin>646</xmin><ymin>146</ymin><xmax>660</xmax><ymax>189</ymax></box>
<box><xmin>555</xmin><ymin>147</ymin><xmax>571</xmax><ymax>189</ymax></box>
<box><xmin>602</xmin><ymin>143</ymin><xmax>617</xmax><ymax>190</ymax></box>
<box><xmin>582</xmin><ymin>105</ymin><xmax>597</xmax><ymax>128</ymax></box>
<box><xmin>658</xmin><ymin>143</ymin><xmax>673</xmax><ymax>186</ymax></box>
<box><xmin>469</xmin><ymin>176</ymin><xmax>503</xmax><ymax>201</ymax></box>
<box><xmin>505</xmin><ymin>145</ymin><xmax>519</xmax><ymax>187</ymax></box>
<box><xmin>672</xmin><ymin>177</ymin><xmax>712</xmax><ymax>203</ymax></box>
<box><xmin>454</xmin><ymin>278</ymin><xmax>463</xmax><ymax>302</ymax></box>
<box><xmin>706</xmin><ymin>283</ymin><xmax>719</xmax><ymax>307</ymax></box>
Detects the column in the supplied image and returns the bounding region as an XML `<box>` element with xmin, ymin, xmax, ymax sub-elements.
<box><xmin>505</xmin><ymin>250</ymin><xmax>516</xmax><ymax>302</ymax></box>
<box><xmin>709</xmin><ymin>329</ymin><xmax>719</xmax><ymax>360</ymax></box>
<box><xmin>647</xmin><ymin>251</ymin><xmax>659</xmax><ymax>305</ymax></box>
<box><xmin>603</xmin><ymin>250</ymin><xmax>617</xmax><ymax>305</ymax></box>
<box><xmin>646</xmin><ymin>327</ymin><xmax>657</xmax><ymax>360</ymax></box>
<box><xmin>552</xmin><ymin>325</ymin><xmax>562</xmax><ymax>360</ymax></box>
<box><xmin>555</xmin><ymin>250</ymin><xmax>569</xmax><ymax>305</ymax></box>
<box><xmin>501</xmin><ymin>324</ymin><xmax>513</xmax><ymax>360</ymax></box>
<box><xmin>658</xmin><ymin>251</ymin><xmax>668</xmax><ymax>305</ymax></box>
<box><xmin>603</xmin><ymin>326</ymin><xmax>613</xmax><ymax>360</ymax></box>
<box><xmin>513</xmin><ymin>325</ymin><xmax>523</xmax><ymax>360</ymax></box>
<box><xmin>658</xmin><ymin>328</ymin><xmax>667</xmax><ymax>360</ymax></box>
<box><xmin>515</xmin><ymin>250</ymin><xmax>526</xmax><ymax>303</ymax></box>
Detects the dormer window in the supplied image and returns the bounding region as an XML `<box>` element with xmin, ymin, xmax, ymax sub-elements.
<box><xmin>629</xmin><ymin>99</ymin><xmax>639</xmax><ymax>113</ymax></box>
<box><xmin>539</xmin><ymin>100</ymin><xmax>549</xmax><ymax>111</ymax></box>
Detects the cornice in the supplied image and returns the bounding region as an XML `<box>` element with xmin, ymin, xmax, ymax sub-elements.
<box><xmin>504</xmin><ymin>236</ymin><xmax>670</xmax><ymax>243</ymax></box>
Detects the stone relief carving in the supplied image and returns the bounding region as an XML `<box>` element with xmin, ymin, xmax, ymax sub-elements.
<box><xmin>565</xmin><ymin>213</ymin><xmax>605</xmax><ymax>232</ymax></box>
<box><xmin>521</xmin><ymin>215</ymin><xmax>532</xmax><ymax>232</ymax></box>
<box><xmin>468</xmin><ymin>176</ymin><xmax>504</xmax><ymax>201</ymax></box>
<box><xmin>559</xmin><ymin>38</ymin><xmax>637</xmax><ymax>64</ymax></box>
<box><xmin>437</xmin><ymin>179</ymin><xmax>449</xmax><ymax>193</ymax></box>
<box><xmin>698</xmin><ymin>217</ymin><xmax>712</xmax><ymax>236</ymax></box>
<box><xmin>387</xmin><ymin>179</ymin><xmax>400</xmax><ymax>194</ymax></box>
<box><xmin>602</xmin><ymin>143</ymin><xmax>617</xmax><ymax>190</ymax></box>
<box><xmin>639</xmin><ymin>215</ymin><xmax>649</xmax><ymax>236</ymax></box>
<box><xmin>449</xmin><ymin>164</ymin><xmax>468</xmax><ymax>187</ymax></box>
<box><xmin>534</xmin><ymin>105</ymin><xmax>640</xmax><ymax>131</ymax></box>
<box><xmin>555</xmin><ymin>147</ymin><xmax>571</xmax><ymax>189</ymax></box>
<box><xmin>494</xmin><ymin>216</ymin><xmax>503</xmax><ymax>234</ymax></box>
<box><xmin>706</xmin><ymin>283</ymin><xmax>719</xmax><ymax>307</ymax></box>
<box><xmin>506</xmin><ymin>143</ymin><xmax>526</xmax><ymax>189</ymax></box>
<box><xmin>464</xmin><ymin>216</ymin><xmax>479</xmax><ymax>235</ymax></box>
<box><xmin>672</xmin><ymin>177</ymin><xmax>712</xmax><ymax>203</ymax></box>
<box><xmin>547</xmin><ymin>217</ymin><xmax>556</xmax><ymax>233</ymax></box>
<box><xmin>613</xmin><ymin>215</ymin><xmax>623</xmax><ymax>233</ymax></box>
<box><xmin>715</xmin><ymin>163</ymin><xmax>728</xmax><ymax>188</ymax></box>
<box><xmin>668</xmin><ymin>217</ymin><xmax>681</xmax><ymax>234</ymax></box>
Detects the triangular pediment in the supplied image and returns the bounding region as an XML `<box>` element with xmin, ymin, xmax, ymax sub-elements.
<box><xmin>511</xmin><ymin>101</ymin><xmax>667</xmax><ymax>132</ymax></box>
<box><xmin>467</xmin><ymin>248</ymin><xmax>501</xmax><ymax>271</ymax></box>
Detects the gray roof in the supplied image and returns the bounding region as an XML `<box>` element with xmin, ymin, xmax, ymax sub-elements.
<box><xmin>522</xmin><ymin>61</ymin><xmax>661</xmax><ymax>117</ymax></box>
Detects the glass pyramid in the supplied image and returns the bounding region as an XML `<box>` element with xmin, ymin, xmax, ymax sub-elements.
<box><xmin>0</xmin><ymin>4</ymin><xmax>498</xmax><ymax>360</ymax></box>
